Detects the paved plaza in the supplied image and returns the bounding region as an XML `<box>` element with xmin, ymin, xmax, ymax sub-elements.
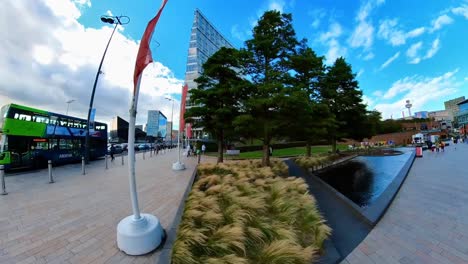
<box><xmin>0</xmin><ymin>149</ymin><xmax>197</xmax><ymax>264</ymax></box>
<box><xmin>343</xmin><ymin>142</ymin><xmax>468</xmax><ymax>264</ymax></box>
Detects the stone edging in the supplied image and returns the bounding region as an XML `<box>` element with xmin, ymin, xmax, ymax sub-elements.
<box><xmin>155</xmin><ymin>166</ymin><xmax>198</xmax><ymax>263</ymax></box>
<box><xmin>305</xmin><ymin>150</ymin><xmax>416</xmax><ymax>227</ymax></box>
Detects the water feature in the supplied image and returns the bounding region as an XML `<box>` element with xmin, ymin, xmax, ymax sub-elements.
<box><xmin>315</xmin><ymin>149</ymin><xmax>414</xmax><ymax>207</ymax></box>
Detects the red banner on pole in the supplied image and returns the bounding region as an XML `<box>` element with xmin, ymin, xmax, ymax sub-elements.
<box><xmin>133</xmin><ymin>0</ymin><xmax>169</xmax><ymax>94</ymax></box>
<box><xmin>179</xmin><ymin>84</ymin><xmax>188</xmax><ymax>130</ymax></box>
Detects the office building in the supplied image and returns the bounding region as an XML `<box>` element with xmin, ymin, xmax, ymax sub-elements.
<box><xmin>456</xmin><ymin>99</ymin><xmax>468</xmax><ymax>135</ymax></box>
<box><xmin>146</xmin><ymin>110</ymin><xmax>167</xmax><ymax>139</ymax></box>
<box><xmin>110</xmin><ymin>116</ymin><xmax>146</xmax><ymax>143</ymax></box>
<box><xmin>182</xmin><ymin>9</ymin><xmax>234</xmax><ymax>139</ymax></box>
<box><xmin>444</xmin><ymin>96</ymin><xmax>465</xmax><ymax>121</ymax></box>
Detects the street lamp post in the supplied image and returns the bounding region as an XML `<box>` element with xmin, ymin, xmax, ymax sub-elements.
<box><xmin>84</xmin><ymin>15</ymin><xmax>129</xmax><ymax>163</ymax></box>
<box><xmin>165</xmin><ymin>97</ymin><xmax>174</xmax><ymax>147</ymax></box>
<box><xmin>66</xmin><ymin>99</ymin><xmax>75</xmax><ymax>115</ymax></box>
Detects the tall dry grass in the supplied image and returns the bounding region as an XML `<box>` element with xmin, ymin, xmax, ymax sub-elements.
<box><xmin>295</xmin><ymin>154</ymin><xmax>341</xmax><ymax>171</ymax></box>
<box><xmin>172</xmin><ymin>160</ymin><xmax>331</xmax><ymax>264</ymax></box>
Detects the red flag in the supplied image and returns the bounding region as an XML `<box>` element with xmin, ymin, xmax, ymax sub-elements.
<box><xmin>133</xmin><ymin>0</ymin><xmax>169</xmax><ymax>93</ymax></box>
<box><xmin>179</xmin><ymin>84</ymin><xmax>188</xmax><ymax>130</ymax></box>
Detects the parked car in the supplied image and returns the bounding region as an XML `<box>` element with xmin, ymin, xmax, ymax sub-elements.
<box><xmin>107</xmin><ymin>145</ymin><xmax>123</xmax><ymax>154</ymax></box>
<box><xmin>120</xmin><ymin>143</ymin><xmax>128</xmax><ymax>151</ymax></box>
<box><xmin>138</xmin><ymin>144</ymin><xmax>150</xmax><ymax>151</ymax></box>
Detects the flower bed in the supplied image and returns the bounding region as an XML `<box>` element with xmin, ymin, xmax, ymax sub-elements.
<box><xmin>172</xmin><ymin>160</ymin><xmax>331</xmax><ymax>264</ymax></box>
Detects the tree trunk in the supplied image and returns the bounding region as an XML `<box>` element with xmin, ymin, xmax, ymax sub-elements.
<box><xmin>217</xmin><ymin>135</ymin><xmax>224</xmax><ymax>163</ymax></box>
<box><xmin>331</xmin><ymin>136</ymin><xmax>337</xmax><ymax>153</ymax></box>
<box><xmin>262</xmin><ymin>144</ymin><xmax>270</xmax><ymax>167</ymax></box>
<box><xmin>306</xmin><ymin>141</ymin><xmax>312</xmax><ymax>157</ymax></box>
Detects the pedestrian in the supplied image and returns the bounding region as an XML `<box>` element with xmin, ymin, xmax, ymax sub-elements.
<box><xmin>110</xmin><ymin>144</ymin><xmax>115</xmax><ymax>161</ymax></box>
<box><xmin>441</xmin><ymin>141</ymin><xmax>445</xmax><ymax>152</ymax></box>
<box><xmin>201</xmin><ymin>144</ymin><xmax>206</xmax><ymax>155</ymax></box>
<box><xmin>186</xmin><ymin>144</ymin><xmax>191</xmax><ymax>157</ymax></box>
<box><xmin>436</xmin><ymin>142</ymin><xmax>440</xmax><ymax>152</ymax></box>
<box><xmin>269</xmin><ymin>146</ymin><xmax>273</xmax><ymax>157</ymax></box>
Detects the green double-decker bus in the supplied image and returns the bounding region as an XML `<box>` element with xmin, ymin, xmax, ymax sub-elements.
<box><xmin>0</xmin><ymin>104</ymin><xmax>107</xmax><ymax>170</ymax></box>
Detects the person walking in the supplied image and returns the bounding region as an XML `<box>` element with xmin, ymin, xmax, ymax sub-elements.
<box><xmin>435</xmin><ymin>142</ymin><xmax>440</xmax><ymax>153</ymax></box>
<box><xmin>441</xmin><ymin>141</ymin><xmax>445</xmax><ymax>152</ymax></box>
<box><xmin>110</xmin><ymin>144</ymin><xmax>115</xmax><ymax>161</ymax></box>
<box><xmin>201</xmin><ymin>144</ymin><xmax>206</xmax><ymax>155</ymax></box>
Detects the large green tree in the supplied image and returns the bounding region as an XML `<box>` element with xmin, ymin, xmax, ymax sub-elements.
<box><xmin>321</xmin><ymin>57</ymin><xmax>368</xmax><ymax>152</ymax></box>
<box><xmin>235</xmin><ymin>10</ymin><xmax>298</xmax><ymax>166</ymax></box>
<box><xmin>287</xmin><ymin>39</ymin><xmax>333</xmax><ymax>156</ymax></box>
<box><xmin>185</xmin><ymin>47</ymin><xmax>246</xmax><ymax>163</ymax></box>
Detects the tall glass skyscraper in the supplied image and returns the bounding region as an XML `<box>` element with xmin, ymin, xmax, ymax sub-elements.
<box><xmin>183</xmin><ymin>9</ymin><xmax>234</xmax><ymax>139</ymax></box>
<box><xmin>146</xmin><ymin>110</ymin><xmax>167</xmax><ymax>139</ymax></box>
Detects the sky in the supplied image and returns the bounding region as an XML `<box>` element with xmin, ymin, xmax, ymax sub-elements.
<box><xmin>1</xmin><ymin>0</ymin><xmax>467</xmax><ymax>130</ymax></box>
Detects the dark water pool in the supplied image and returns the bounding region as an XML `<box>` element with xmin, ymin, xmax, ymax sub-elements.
<box><xmin>316</xmin><ymin>149</ymin><xmax>413</xmax><ymax>207</ymax></box>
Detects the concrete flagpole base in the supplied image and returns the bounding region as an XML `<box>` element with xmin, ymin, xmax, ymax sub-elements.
<box><xmin>117</xmin><ymin>214</ymin><xmax>164</xmax><ymax>255</ymax></box>
<box><xmin>172</xmin><ymin>161</ymin><xmax>185</xmax><ymax>171</ymax></box>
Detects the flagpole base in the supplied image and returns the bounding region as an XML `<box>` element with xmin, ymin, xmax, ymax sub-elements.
<box><xmin>172</xmin><ymin>161</ymin><xmax>185</xmax><ymax>171</ymax></box>
<box><xmin>117</xmin><ymin>214</ymin><xmax>164</xmax><ymax>255</ymax></box>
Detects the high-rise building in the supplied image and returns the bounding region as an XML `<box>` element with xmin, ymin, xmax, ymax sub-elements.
<box><xmin>183</xmin><ymin>9</ymin><xmax>234</xmax><ymax>139</ymax></box>
<box><xmin>110</xmin><ymin>116</ymin><xmax>146</xmax><ymax>143</ymax></box>
<box><xmin>444</xmin><ymin>96</ymin><xmax>465</xmax><ymax>121</ymax></box>
<box><xmin>146</xmin><ymin>110</ymin><xmax>167</xmax><ymax>139</ymax></box>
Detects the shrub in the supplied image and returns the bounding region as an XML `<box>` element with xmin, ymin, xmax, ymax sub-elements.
<box><xmin>172</xmin><ymin>161</ymin><xmax>331</xmax><ymax>264</ymax></box>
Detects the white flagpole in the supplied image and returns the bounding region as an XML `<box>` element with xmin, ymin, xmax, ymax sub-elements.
<box><xmin>117</xmin><ymin>74</ymin><xmax>164</xmax><ymax>255</ymax></box>
<box><xmin>127</xmin><ymin>75</ymin><xmax>142</xmax><ymax>220</ymax></box>
<box><xmin>172</xmin><ymin>85</ymin><xmax>185</xmax><ymax>171</ymax></box>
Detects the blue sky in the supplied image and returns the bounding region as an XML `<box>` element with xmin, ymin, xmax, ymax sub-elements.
<box><xmin>1</xmin><ymin>0</ymin><xmax>467</xmax><ymax>127</ymax></box>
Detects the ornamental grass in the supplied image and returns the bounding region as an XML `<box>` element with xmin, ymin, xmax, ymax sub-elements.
<box><xmin>295</xmin><ymin>154</ymin><xmax>341</xmax><ymax>171</ymax></box>
<box><xmin>172</xmin><ymin>160</ymin><xmax>331</xmax><ymax>264</ymax></box>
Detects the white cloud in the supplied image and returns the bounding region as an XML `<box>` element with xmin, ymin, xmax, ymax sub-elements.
<box><xmin>406</xmin><ymin>27</ymin><xmax>425</xmax><ymax>38</ymax></box>
<box><xmin>378</xmin><ymin>19</ymin><xmax>426</xmax><ymax>46</ymax></box>
<box><xmin>424</xmin><ymin>38</ymin><xmax>440</xmax><ymax>59</ymax></box>
<box><xmin>380</xmin><ymin>52</ymin><xmax>400</xmax><ymax>70</ymax></box>
<box><xmin>319</xmin><ymin>22</ymin><xmax>343</xmax><ymax>42</ymax></box>
<box><xmin>268</xmin><ymin>0</ymin><xmax>285</xmax><ymax>13</ymax></box>
<box><xmin>319</xmin><ymin>23</ymin><xmax>347</xmax><ymax>64</ymax></box>
<box><xmin>363</xmin><ymin>52</ymin><xmax>375</xmax><ymax>60</ymax></box>
<box><xmin>452</xmin><ymin>4</ymin><xmax>468</xmax><ymax>19</ymax></box>
<box><xmin>405</xmin><ymin>39</ymin><xmax>440</xmax><ymax>64</ymax></box>
<box><xmin>406</xmin><ymin>41</ymin><xmax>423</xmax><ymax>58</ymax></box>
<box><xmin>309</xmin><ymin>9</ymin><xmax>326</xmax><ymax>29</ymax></box>
<box><xmin>373</xmin><ymin>90</ymin><xmax>383</xmax><ymax>97</ymax></box>
<box><xmin>374</xmin><ymin>70</ymin><xmax>460</xmax><ymax>118</ymax></box>
<box><xmin>349</xmin><ymin>21</ymin><xmax>374</xmax><ymax>49</ymax></box>
<box><xmin>349</xmin><ymin>0</ymin><xmax>384</xmax><ymax>50</ymax></box>
<box><xmin>362</xmin><ymin>95</ymin><xmax>374</xmax><ymax>107</ymax></box>
<box><xmin>430</xmin><ymin>14</ymin><xmax>454</xmax><ymax>32</ymax></box>
<box><xmin>0</xmin><ymin>0</ymin><xmax>184</xmax><ymax>129</ymax></box>
<box><xmin>325</xmin><ymin>39</ymin><xmax>347</xmax><ymax>65</ymax></box>
<box><xmin>357</xmin><ymin>69</ymin><xmax>365</xmax><ymax>78</ymax></box>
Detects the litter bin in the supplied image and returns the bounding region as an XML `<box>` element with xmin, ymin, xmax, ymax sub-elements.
<box><xmin>416</xmin><ymin>144</ymin><xmax>423</xmax><ymax>158</ymax></box>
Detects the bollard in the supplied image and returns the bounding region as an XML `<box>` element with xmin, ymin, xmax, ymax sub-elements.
<box><xmin>48</xmin><ymin>160</ymin><xmax>54</xmax><ymax>183</ymax></box>
<box><xmin>1</xmin><ymin>165</ymin><xmax>7</xmax><ymax>195</ymax></box>
<box><xmin>82</xmin><ymin>156</ymin><xmax>86</xmax><ymax>175</ymax></box>
<box><xmin>121</xmin><ymin>155</ymin><xmax>124</xmax><ymax>166</ymax></box>
<box><xmin>105</xmin><ymin>154</ymin><xmax>108</xmax><ymax>169</ymax></box>
<box><xmin>143</xmin><ymin>151</ymin><xmax>145</xmax><ymax>160</ymax></box>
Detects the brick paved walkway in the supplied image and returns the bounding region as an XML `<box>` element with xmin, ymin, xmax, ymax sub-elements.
<box><xmin>0</xmin><ymin>149</ymin><xmax>197</xmax><ymax>264</ymax></box>
<box><xmin>343</xmin><ymin>142</ymin><xmax>468</xmax><ymax>264</ymax></box>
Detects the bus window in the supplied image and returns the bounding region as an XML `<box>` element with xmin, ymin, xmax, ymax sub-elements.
<box><xmin>50</xmin><ymin>116</ymin><xmax>58</xmax><ymax>125</ymax></box>
<box><xmin>60</xmin><ymin>120</ymin><xmax>67</xmax><ymax>126</ymax></box>
<box><xmin>59</xmin><ymin>139</ymin><xmax>72</xmax><ymax>150</ymax></box>
<box><xmin>34</xmin><ymin>141</ymin><xmax>49</xmax><ymax>150</ymax></box>
<box><xmin>19</xmin><ymin>114</ymin><xmax>31</xmax><ymax>121</ymax></box>
<box><xmin>50</xmin><ymin>139</ymin><xmax>58</xmax><ymax>150</ymax></box>
<box><xmin>35</xmin><ymin>116</ymin><xmax>49</xmax><ymax>124</ymax></box>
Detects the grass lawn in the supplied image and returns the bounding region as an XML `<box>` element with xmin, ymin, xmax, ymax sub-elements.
<box><xmin>207</xmin><ymin>144</ymin><xmax>348</xmax><ymax>159</ymax></box>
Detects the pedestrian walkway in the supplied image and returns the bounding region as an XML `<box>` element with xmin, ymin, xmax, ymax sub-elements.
<box><xmin>343</xmin><ymin>142</ymin><xmax>468</xmax><ymax>264</ymax></box>
<box><xmin>0</xmin><ymin>149</ymin><xmax>197</xmax><ymax>264</ymax></box>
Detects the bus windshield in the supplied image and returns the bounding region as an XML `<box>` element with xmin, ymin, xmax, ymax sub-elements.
<box><xmin>0</xmin><ymin>105</ymin><xmax>9</xmax><ymax>129</ymax></box>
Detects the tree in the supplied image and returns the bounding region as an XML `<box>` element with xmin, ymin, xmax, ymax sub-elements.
<box><xmin>321</xmin><ymin>57</ymin><xmax>368</xmax><ymax>152</ymax></box>
<box><xmin>185</xmin><ymin>47</ymin><xmax>246</xmax><ymax>163</ymax></box>
<box><xmin>287</xmin><ymin>39</ymin><xmax>333</xmax><ymax>156</ymax></box>
<box><xmin>236</xmin><ymin>10</ymin><xmax>298</xmax><ymax>166</ymax></box>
